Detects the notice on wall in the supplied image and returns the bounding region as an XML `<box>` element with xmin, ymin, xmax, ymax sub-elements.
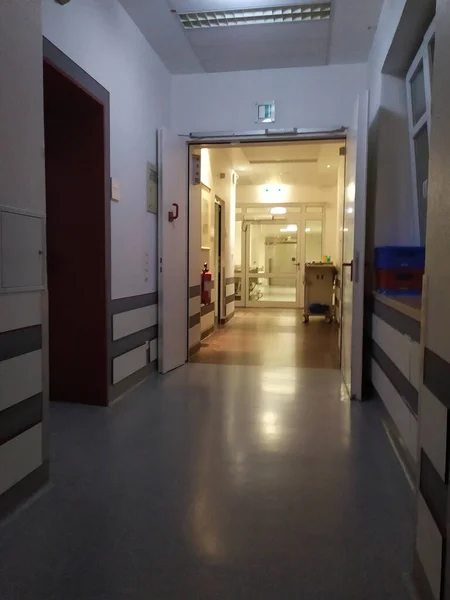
<box><xmin>147</xmin><ymin>162</ymin><xmax>158</xmax><ymax>214</ymax></box>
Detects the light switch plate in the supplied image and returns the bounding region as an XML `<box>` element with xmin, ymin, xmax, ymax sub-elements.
<box><xmin>111</xmin><ymin>178</ymin><xmax>121</xmax><ymax>202</ymax></box>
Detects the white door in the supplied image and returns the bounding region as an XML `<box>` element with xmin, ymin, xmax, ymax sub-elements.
<box><xmin>341</xmin><ymin>92</ymin><xmax>369</xmax><ymax>400</ymax></box>
<box><xmin>245</xmin><ymin>221</ymin><xmax>302</xmax><ymax>308</ymax></box>
<box><xmin>158</xmin><ymin>128</ymin><xmax>188</xmax><ymax>374</ymax></box>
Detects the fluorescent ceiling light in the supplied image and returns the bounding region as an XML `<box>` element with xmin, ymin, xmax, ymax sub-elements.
<box><xmin>280</xmin><ymin>224</ymin><xmax>297</xmax><ymax>232</ymax></box>
<box><xmin>250</xmin><ymin>159</ymin><xmax>317</xmax><ymax>165</ymax></box>
<box><xmin>270</xmin><ymin>207</ymin><xmax>287</xmax><ymax>215</ymax></box>
<box><xmin>178</xmin><ymin>3</ymin><xmax>331</xmax><ymax>29</ymax></box>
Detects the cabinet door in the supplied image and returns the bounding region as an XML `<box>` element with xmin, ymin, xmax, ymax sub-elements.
<box><xmin>1</xmin><ymin>208</ymin><xmax>45</xmax><ymax>291</ymax></box>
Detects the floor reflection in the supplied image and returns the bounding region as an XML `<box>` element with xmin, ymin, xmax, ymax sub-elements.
<box><xmin>191</xmin><ymin>308</ymin><xmax>340</xmax><ymax>369</ymax></box>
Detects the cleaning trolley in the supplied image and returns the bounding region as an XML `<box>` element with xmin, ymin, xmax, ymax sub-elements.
<box><xmin>303</xmin><ymin>263</ymin><xmax>337</xmax><ymax>323</ymax></box>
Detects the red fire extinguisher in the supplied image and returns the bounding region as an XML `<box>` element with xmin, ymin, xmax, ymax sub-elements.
<box><xmin>201</xmin><ymin>263</ymin><xmax>212</xmax><ymax>305</ymax></box>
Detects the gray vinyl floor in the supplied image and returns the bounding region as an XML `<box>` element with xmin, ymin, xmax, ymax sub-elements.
<box><xmin>0</xmin><ymin>364</ymin><xmax>414</xmax><ymax>599</ymax></box>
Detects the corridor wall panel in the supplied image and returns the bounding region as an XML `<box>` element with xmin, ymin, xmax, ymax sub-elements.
<box><xmin>0</xmin><ymin>0</ymin><xmax>47</xmax><ymax>519</ymax></box>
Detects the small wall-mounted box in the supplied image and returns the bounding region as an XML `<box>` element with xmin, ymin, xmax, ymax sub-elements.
<box><xmin>0</xmin><ymin>206</ymin><xmax>46</xmax><ymax>294</ymax></box>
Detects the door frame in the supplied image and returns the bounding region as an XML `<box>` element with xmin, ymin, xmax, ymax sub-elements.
<box><xmin>214</xmin><ymin>196</ymin><xmax>225</xmax><ymax>324</ymax></box>
<box><xmin>186</xmin><ymin>131</ymin><xmax>347</xmax><ymax>356</ymax></box>
<box><xmin>42</xmin><ymin>38</ymin><xmax>111</xmax><ymax>416</ymax></box>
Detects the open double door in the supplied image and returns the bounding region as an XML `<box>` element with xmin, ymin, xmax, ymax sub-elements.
<box><xmin>158</xmin><ymin>92</ymin><xmax>369</xmax><ymax>400</ymax></box>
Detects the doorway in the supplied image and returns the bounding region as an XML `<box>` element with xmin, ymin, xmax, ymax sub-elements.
<box><xmin>43</xmin><ymin>40</ymin><xmax>110</xmax><ymax>406</ymax></box>
<box><xmin>236</xmin><ymin>207</ymin><xmax>326</xmax><ymax>309</ymax></box>
<box><xmin>187</xmin><ymin>139</ymin><xmax>345</xmax><ymax>368</ymax></box>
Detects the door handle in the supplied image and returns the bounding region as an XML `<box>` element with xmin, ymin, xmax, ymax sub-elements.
<box><xmin>343</xmin><ymin>260</ymin><xmax>354</xmax><ymax>282</ymax></box>
<box><xmin>168</xmin><ymin>203</ymin><xmax>179</xmax><ymax>222</ymax></box>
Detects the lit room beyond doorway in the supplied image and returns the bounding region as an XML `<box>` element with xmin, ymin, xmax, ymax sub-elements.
<box><xmin>188</xmin><ymin>140</ymin><xmax>345</xmax><ymax>369</ymax></box>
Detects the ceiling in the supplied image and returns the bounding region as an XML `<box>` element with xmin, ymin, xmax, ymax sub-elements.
<box><xmin>209</xmin><ymin>140</ymin><xmax>343</xmax><ymax>186</ymax></box>
<box><xmin>118</xmin><ymin>0</ymin><xmax>383</xmax><ymax>74</ymax></box>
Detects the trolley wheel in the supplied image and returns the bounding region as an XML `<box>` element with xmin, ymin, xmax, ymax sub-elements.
<box><xmin>325</xmin><ymin>316</ymin><xmax>333</xmax><ymax>324</ymax></box>
<box><xmin>302</xmin><ymin>315</ymin><xmax>309</xmax><ymax>323</ymax></box>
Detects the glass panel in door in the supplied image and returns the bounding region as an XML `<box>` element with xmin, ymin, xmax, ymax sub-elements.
<box><xmin>304</xmin><ymin>220</ymin><xmax>323</xmax><ymax>263</ymax></box>
<box><xmin>247</xmin><ymin>223</ymin><xmax>300</xmax><ymax>306</ymax></box>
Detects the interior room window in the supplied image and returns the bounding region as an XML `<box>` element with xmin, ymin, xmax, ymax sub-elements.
<box><xmin>406</xmin><ymin>20</ymin><xmax>435</xmax><ymax>245</ymax></box>
<box><xmin>410</xmin><ymin>63</ymin><xmax>426</xmax><ymax>125</ymax></box>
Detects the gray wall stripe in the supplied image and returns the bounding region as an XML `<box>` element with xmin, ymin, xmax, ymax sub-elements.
<box><xmin>111</xmin><ymin>362</ymin><xmax>156</xmax><ymax>402</ymax></box>
<box><xmin>376</xmin><ymin>390</ymin><xmax>416</xmax><ymax>480</ymax></box>
<box><xmin>189</xmin><ymin>285</ymin><xmax>200</xmax><ymax>299</ymax></box>
<box><xmin>420</xmin><ymin>449</ymin><xmax>448</xmax><ymax>537</ymax></box>
<box><xmin>0</xmin><ymin>325</ymin><xmax>42</xmax><ymax>362</ymax></box>
<box><xmin>111</xmin><ymin>325</ymin><xmax>157</xmax><ymax>359</ymax></box>
<box><xmin>201</xmin><ymin>303</ymin><xmax>215</xmax><ymax>316</ymax></box>
<box><xmin>0</xmin><ymin>460</ymin><xmax>49</xmax><ymax>522</ymax></box>
<box><xmin>371</xmin><ymin>339</ymin><xmax>419</xmax><ymax>415</ymax></box>
<box><xmin>373</xmin><ymin>297</ymin><xmax>420</xmax><ymax>342</ymax></box>
<box><xmin>189</xmin><ymin>342</ymin><xmax>201</xmax><ymax>357</ymax></box>
<box><xmin>189</xmin><ymin>313</ymin><xmax>200</xmax><ymax>328</ymax></box>
<box><xmin>201</xmin><ymin>325</ymin><xmax>215</xmax><ymax>340</ymax></box>
<box><xmin>424</xmin><ymin>348</ymin><xmax>450</xmax><ymax>410</ymax></box>
<box><xmin>110</xmin><ymin>292</ymin><xmax>158</xmax><ymax>316</ymax></box>
<box><xmin>0</xmin><ymin>394</ymin><xmax>43</xmax><ymax>447</ymax></box>
<box><xmin>222</xmin><ymin>311</ymin><xmax>235</xmax><ymax>325</ymax></box>
<box><xmin>225</xmin><ymin>277</ymin><xmax>236</xmax><ymax>285</ymax></box>
<box><xmin>226</xmin><ymin>294</ymin><xmax>235</xmax><ymax>305</ymax></box>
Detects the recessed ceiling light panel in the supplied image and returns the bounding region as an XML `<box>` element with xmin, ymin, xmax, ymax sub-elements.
<box><xmin>178</xmin><ymin>3</ymin><xmax>331</xmax><ymax>29</ymax></box>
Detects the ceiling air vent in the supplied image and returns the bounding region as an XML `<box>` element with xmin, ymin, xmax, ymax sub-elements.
<box><xmin>178</xmin><ymin>3</ymin><xmax>331</xmax><ymax>29</ymax></box>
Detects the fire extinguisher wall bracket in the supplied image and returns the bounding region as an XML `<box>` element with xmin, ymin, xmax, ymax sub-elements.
<box><xmin>168</xmin><ymin>203</ymin><xmax>179</xmax><ymax>222</ymax></box>
<box><xmin>201</xmin><ymin>263</ymin><xmax>212</xmax><ymax>305</ymax></box>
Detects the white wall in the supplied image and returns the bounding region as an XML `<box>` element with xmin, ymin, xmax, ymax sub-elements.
<box><xmin>367</xmin><ymin>0</ymin><xmax>409</xmax><ymax>124</ymax></box>
<box><xmin>172</xmin><ymin>64</ymin><xmax>366</xmax><ymax>134</ymax></box>
<box><xmin>0</xmin><ymin>0</ymin><xmax>47</xmax><ymax>509</ymax></box>
<box><xmin>366</xmin><ymin>0</ymin><xmax>417</xmax><ymax>247</ymax></box>
<box><xmin>42</xmin><ymin>0</ymin><xmax>172</xmax><ymax>300</ymax></box>
<box><xmin>237</xmin><ymin>183</ymin><xmax>327</xmax><ymax>205</ymax></box>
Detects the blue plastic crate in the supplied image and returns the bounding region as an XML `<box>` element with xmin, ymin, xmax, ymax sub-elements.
<box><xmin>375</xmin><ymin>246</ymin><xmax>425</xmax><ymax>270</ymax></box>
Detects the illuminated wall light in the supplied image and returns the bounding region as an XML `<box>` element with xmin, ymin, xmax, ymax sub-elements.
<box><xmin>327</xmin><ymin>164</ymin><xmax>331</xmax><ymax>169</ymax></box>
<box><xmin>280</xmin><ymin>225</ymin><xmax>297</xmax><ymax>232</ymax></box>
<box><xmin>270</xmin><ymin>207</ymin><xmax>287</xmax><ymax>215</ymax></box>
<box><xmin>305</xmin><ymin>227</ymin><xmax>311</xmax><ymax>232</ymax></box>
<box><xmin>347</xmin><ymin>208</ymin><xmax>354</xmax><ymax>214</ymax></box>
<box><xmin>343</xmin><ymin>228</ymin><xmax>349</xmax><ymax>232</ymax></box>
